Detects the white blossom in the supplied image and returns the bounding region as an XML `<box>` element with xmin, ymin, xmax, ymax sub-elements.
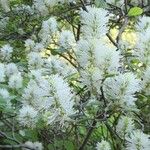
<box><xmin>136</xmin><ymin>16</ymin><xmax>150</xmax><ymax>31</ymax></box>
<box><xmin>34</xmin><ymin>43</ymin><xmax>44</xmax><ymax>52</ymax></box>
<box><xmin>8</xmin><ymin>73</ymin><xmax>23</xmax><ymax>89</ymax></box>
<box><xmin>22</xmin><ymin>79</ymin><xmax>52</xmax><ymax>111</ymax></box>
<box><xmin>22</xmin><ymin>141</ymin><xmax>43</xmax><ymax>150</ymax></box>
<box><xmin>116</xmin><ymin>116</ymin><xmax>135</xmax><ymax>137</ymax></box>
<box><xmin>18</xmin><ymin>105</ymin><xmax>38</xmax><ymax>128</ymax></box>
<box><xmin>96</xmin><ymin>140</ymin><xmax>111</xmax><ymax>150</ymax></box>
<box><xmin>0</xmin><ymin>44</ymin><xmax>13</xmax><ymax>61</ymax></box>
<box><xmin>76</xmin><ymin>39</ymin><xmax>97</xmax><ymax>68</ymax></box>
<box><xmin>0</xmin><ymin>63</ymin><xmax>5</xmax><ymax>82</ymax></box>
<box><xmin>0</xmin><ymin>0</ymin><xmax>10</xmax><ymax>12</ymax></box>
<box><xmin>0</xmin><ymin>17</ymin><xmax>9</xmax><ymax>29</ymax></box>
<box><xmin>33</xmin><ymin>0</ymin><xmax>49</xmax><ymax>16</ymax></box>
<box><xmin>103</xmin><ymin>73</ymin><xmax>141</xmax><ymax>106</ymax></box>
<box><xmin>94</xmin><ymin>43</ymin><xmax>120</xmax><ymax>75</ymax></box>
<box><xmin>59</xmin><ymin>30</ymin><xmax>75</xmax><ymax>50</ymax></box>
<box><xmin>126</xmin><ymin>130</ymin><xmax>150</xmax><ymax>150</ymax></box>
<box><xmin>0</xmin><ymin>88</ymin><xmax>9</xmax><ymax>99</ymax></box>
<box><xmin>5</xmin><ymin>63</ymin><xmax>19</xmax><ymax>77</ymax></box>
<box><xmin>44</xmin><ymin>56</ymin><xmax>77</xmax><ymax>77</ymax></box>
<box><xmin>39</xmin><ymin>17</ymin><xmax>57</xmax><ymax>46</ymax></box>
<box><xmin>0</xmin><ymin>88</ymin><xmax>11</xmax><ymax>107</ymax></box>
<box><xmin>49</xmin><ymin>74</ymin><xmax>75</xmax><ymax>117</ymax></box>
<box><xmin>25</xmin><ymin>39</ymin><xmax>35</xmax><ymax>51</ymax></box>
<box><xmin>80</xmin><ymin>6</ymin><xmax>110</xmax><ymax>38</ymax></box>
<box><xmin>80</xmin><ymin>67</ymin><xmax>103</xmax><ymax>94</ymax></box>
<box><xmin>134</xmin><ymin>28</ymin><xmax>150</xmax><ymax>66</ymax></box>
<box><xmin>28</xmin><ymin>52</ymin><xmax>43</xmax><ymax>69</ymax></box>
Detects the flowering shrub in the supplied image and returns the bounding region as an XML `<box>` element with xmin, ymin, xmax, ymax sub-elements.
<box><xmin>0</xmin><ymin>0</ymin><xmax>150</xmax><ymax>150</ymax></box>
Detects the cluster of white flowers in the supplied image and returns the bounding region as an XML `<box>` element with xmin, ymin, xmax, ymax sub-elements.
<box><xmin>0</xmin><ymin>0</ymin><xmax>10</xmax><ymax>12</ymax></box>
<box><xmin>39</xmin><ymin>17</ymin><xmax>58</xmax><ymax>46</ymax></box>
<box><xmin>44</xmin><ymin>56</ymin><xmax>77</xmax><ymax>77</ymax></box>
<box><xmin>27</xmin><ymin>52</ymin><xmax>44</xmax><ymax>70</ymax></box>
<box><xmin>0</xmin><ymin>63</ymin><xmax>5</xmax><ymax>82</ymax></box>
<box><xmin>12</xmin><ymin>4</ymin><xmax>34</xmax><ymax>15</ymax></box>
<box><xmin>80</xmin><ymin>7</ymin><xmax>109</xmax><ymax>39</ymax></box>
<box><xmin>19</xmin><ymin>74</ymin><xmax>75</xmax><ymax>127</ymax></box>
<box><xmin>25</xmin><ymin>39</ymin><xmax>44</xmax><ymax>52</ymax></box>
<box><xmin>0</xmin><ymin>44</ymin><xmax>13</xmax><ymax>61</ymax></box>
<box><xmin>22</xmin><ymin>141</ymin><xmax>43</xmax><ymax>150</ymax></box>
<box><xmin>0</xmin><ymin>17</ymin><xmax>9</xmax><ymax>29</ymax></box>
<box><xmin>116</xmin><ymin>116</ymin><xmax>135</xmax><ymax>137</ymax></box>
<box><xmin>18</xmin><ymin>105</ymin><xmax>38</xmax><ymax>128</ymax></box>
<box><xmin>134</xmin><ymin>16</ymin><xmax>150</xmax><ymax>96</ymax></box>
<box><xmin>59</xmin><ymin>30</ymin><xmax>76</xmax><ymax>50</ymax></box>
<box><xmin>0</xmin><ymin>62</ymin><xmax>23</xmax><ymax>89</ymax></box>
<box><xmin>96</xmin><ymin>140</ymin><xmax>111</xmax><ymax>150</ymax></box>
<box><xmin>0</xmin><ymin>88</ymin><xmax>11</xmax><ymax>107</ymax></box>
<box><xmin>76</xmin><ymin>7</ymin><xmax>121</xmax><ymax>94</ymax></box>
<box><xmin>134</xmin><ymin>16</ymin><xmax>150</xmax><ymax>67</ymax></box>
<box><xmin>126</xmin><ymin>130</ymin><xmax>150</xmax><ymax>150</ymax></box>
<box><xmin>103</xmin><ymin>73</ymin><xmax>141</xmax><ymax>106</ymax></box>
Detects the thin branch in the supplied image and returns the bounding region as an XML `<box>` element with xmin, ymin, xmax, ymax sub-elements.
<box><xmin>116</xmin><ymin>17</ymin><xmax>129</xmax><ymax>44</ymax></box>
<box><xmin>79</xmin><ymin>120</ymin><xmax>97</xmax><ymax>150</ymax></box>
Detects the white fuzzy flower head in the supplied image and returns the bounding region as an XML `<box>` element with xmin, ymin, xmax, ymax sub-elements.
<box><xmin>0</xmin><ymin>88</ymin><xmax>9</xmax><ymax>99</ymax></box>
<box><xmin>94</xmin><ymin>43</ymin><xmax>120</xmax><ymax>75</ymax></box>
<box><xmin>18</xmin><ymin>105</ymin><xmax>38</xmax><ymax>128</ymax></box>
<box><xmin>136</xmin><ymin>16</ymin><xmax>150</xmax><ymax>31</ymax></box>
<box><xmin>34</xmin><ymin>43</ymin><xmax>44</xmax><ymax>52</ymax></box>
<box><xmin>44</xmin><ymin>0</ymin><xmax>59</xmax><ymax>7</ymax></box>
<box><xmin>80</xmin><ymin>6</ymin><xmax>109</xmax><ymax>39</ymax></box>
<box><xmin>22</xmin><ymin>141</ymin><xmax>43</xmax><ymax>150</ymax></box>
<box><xmin>39</xmin><ymin>17</ymin><xmax>57</xmax><ymax>46</ymax></box>
<box><xmin>116</xmin><ymin>116</ymin><xmax>135</xmax><ymax>137</ymax></box>
<box><xmin>126</xmin><ymin>130</ymin><xmax>150</xmax><ymax>150</ymax></box>
<box><xmin>28</xmin><ymin>52</ymin><xmax>43</xmax><ymax>69</ymax></box>
<box><xmin>141</xmin><ymin>67</ymin><xmax>150</xmax><ymax>95</ymax></box>
<box><xmin>49</xmin><ymin>74</ymin><xmax>75</xmax><ymax>118</ymax></box>
<box><xmin>8</xmin><ymin>73</ymin><xmax>23</xmax><ymax>89</ymax></box>
<box><xmin>80</xmin><ymin>67</ymin><xmax>103</xmax><ymax>94</ymax></box>
<box><xmin>0</xmin><ymin>44</ymin><xmax>13</xmax><ymax>61</ymax></box>
<box><xmin>103</xmin><ymin>73</ymin><xmax>141</xmax><ymax>106</ymax></box>
<box><xmin>45</xmin><ymin>56</ymin><xmax>77</xmax><ymax>77</ymax></box>
<box><xmin>0</xmin><ymin>0</ymin><xmax>10</xmax><ymax>12</ymax></box>
<box><xmin>33</xmin><ymin>0</ymin><xmax>49</xmax><ymax>16</ymax></box>
<box><xmin>59</xmin><ymin>30</ymin><xmax>75</xmax><ymax>50</ymax></box>
<box><xmin>76</xmin><ymin>39</ymin><xmax>97</xmax><ymax>68</ymax></box>
<box><xmin>25</xmin><ymin>39</ymin><xmax>35</xmax><ymax>51</ymax></box>
<box><xmin>5</xmin><ymin>63</ymin><xmax>19</xmax><ymax>77</ymax></box>
<box><xmin>22</xmin><ymin>79</ymin><xmax>52</xmax><ymax>111</ymax></box>
<box><xmin>0</xmin><ymin>17</ymin><xmax>9</xmax><ymax>29</ymax></box>
<box><xmin>134</xmin><ymin>28</ymin><xmax>150</xmax><ymax>66</ymax></box>
<box><xmin>0</xmin><ymin>88</ymin><xmax>11</xmax><ymax>107</ymax></box>
<box><xmin>0</xmin><ymin>63</ymin><xmax>5</xmax><ymax>82</ymax></box>
<box><xmin>96</xmin><ymin>140</ymin><xmax>111</xmax><ymax>150</ymax></box>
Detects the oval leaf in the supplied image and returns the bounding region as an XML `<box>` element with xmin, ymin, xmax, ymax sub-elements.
<box><xmin>128</xmin><ymin>7</ymin><xmax>143</xmax><ymax>17</ymax></box>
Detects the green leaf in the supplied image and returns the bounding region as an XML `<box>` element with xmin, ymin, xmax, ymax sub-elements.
<box><xmin>0</xmin><ymin>96</ymin><xmax>6</xmax><ymax>111</ymax></box>
<box><xmin>128</xmin><ymin>7</ymin><xmax>143</xmax><ymax>17</ymax></box>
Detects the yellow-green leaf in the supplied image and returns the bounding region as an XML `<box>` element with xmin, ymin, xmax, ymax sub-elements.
<box><xmin>128</xmin><ymin>7</ymin><xmax>143</xmax><ymax>17</ymax></box>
